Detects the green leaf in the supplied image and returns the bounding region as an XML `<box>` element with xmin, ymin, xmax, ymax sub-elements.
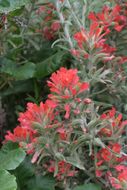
<box><xmin>13</xmin><ymin>62</ymin><xmax>36</xmax><ymax>80</ymax></box>
<box><xmin>1</xmin><ymin>58</ymin><xmax>16</xmax><ymax>75</ymax></box>
<box><xmin>73</xmin><ymin>183</ymin><xmax>102</xmax><ymax>190</ymax></box>
<box><xmin>14</xmin><ymin>156</ymin><xmax>35</xmax><ymax>189</ymax></box>
<box><xmin>0</xmin><ymin>169</ymin><xmax>17</xmax><ymax>190</ymax></box>
<box><xmin>26</xmin><ymin>174</ymin><xmax>55</xmax><ymax>190</ymax></box>
<box><xmin>0</xmin><ymin>80</ymin><xmax>34</xmax><ymax>96</ymax></box>
<box><xmin>35</xmin><ymin>51</ymin><xmax>67</xmax><ymax>79</ymax></box>
<box><xmin>1</xmin><ymin>58</ymin><xmax>36</xmax><ymax>80</ymax></box>
<box><xmin>0</xmin><ymin>0</ymin><xmax>30</xmax><ymax>13</ymax></box>
<box><xmin>0</xmin><ymin>142</ymin><xmax>26</xmax><ymax>170</ymax></box>
<box><xmin>66</xmin><ymin>156</ymin><xmax>85</xmax><ymax>170</ymax></box>
<box><xmin>0</xmin><ymin>0</ymin><xmax>10</xmax><ymax>7</ymax></box>
<box><xmin>67</xmin><ymin>160</ymin><xmax>85</xmax><ymax>170</ymax></box>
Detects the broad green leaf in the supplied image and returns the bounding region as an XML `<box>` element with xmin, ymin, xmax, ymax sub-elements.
<box><xmin>73</xmin><ymin>183</ymin><xmax>102</xmax><ymax>190</ymax></box>
<box><xmin>1</xmin><ymin>58</ymin><xmax>36</xmax><ymax>80</ymax></box>
<box><xmin>14</xmin><ymin>156</ymin><xmax>35</xmax><ymax>189</ymax></box>
<box><xmin>1</xmin><ymin>58</ymin><xmax>16</xmax><ymax>75</ymax></box>
<box><xmin>0</xmin><ymin>0</ymin><xmax>30</xmax><ymax>13</ymax></box>
<box><xmin>26</xmin><ymin>174</ymin><xmax>55</xmax><ymax>190</ymax></box>
<box><xmin>0</xmin><ymin>0</ymin><xmax>10</xmax><ymax>7</ymax></box>
<box><xmin>0</xmin><ymin>142</ymin><xmax>26</xmax><ymax>170</ymax></box>
<box><xmin>0</xmin><ymin>80</ymin><xmax>34</xmax><ymax>96</ymax></box>
<box><xmin>13</xmin><ymin>62</ymin><xmax>36</xmax><ymax>80</ymax></box>
<box><xmin>35</xmin><ymin>51</ymin><xmax>67</xmax><ymax>79</ymax></box>
<box><xmin>0</xmin><ymin>169</ymin><xmax>17</xmax><ymax>190</ymax></box>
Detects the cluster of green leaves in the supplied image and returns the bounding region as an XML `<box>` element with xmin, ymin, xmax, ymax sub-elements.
<box><xmin>0</xmin><ymin>0</ymin><xmax>69</xmax><ymax>132</ymax></box>
<box><xmin>0</xmin><ymin>142</ymin><xmax>56</xmax><ymax>190</ymax></box>
<box><xmin>0</xmin><ymin>1</ymin><xmax>70</xmax><ymax>189</ymax></box>
<box><xmin>14</xmin><ymin>156</ymin><xmax>56</xmax><ymax>190</ymax></box>
<box><xmin>0</xmin><ymin>142</ymin><xmax>26</xmax><ymax>190</ymax></box>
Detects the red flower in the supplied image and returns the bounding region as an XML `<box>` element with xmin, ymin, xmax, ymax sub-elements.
<box><xmin>118</xmin><ymin>169</ymin><xmax>127</xmax><ymax>182</ymax></box>
<box><xmin>88</xmin><ymin>5</ymin><xmax>126</xmax><ymax>32</ymax></box>
<box><xmin>45</xmin><ymin>160</ymin><xmax>76</xmax><ymax>180</ymax></box>
<box><xmin>96</xmin><ymin>143</ymin><xmax>123</xmax><ymax>165</ymax></box>
<box><xmin>96</xmin><ymin>170</ymin><xmax>103</xmax><ymax>177</ymax></box>
<box><xmin>5</xmin><ymin>126</ymin><xmax>36</xmax><ymax>154</ymax></box>
<box><xmin>64</xmin><ymin>104</ymin><xmax>71</xmax><ymax>119</ymax></box>
<box><xmin>107</xmin><ymin>165</ymin><xmax>127</xmax><ymax>189</ymax></box>
<box><xmin>97</xmin><ymin>147</ymin><xmax>111</xmax><ymax>162</ymax></box>
<box><xmin>51</xmin><ymin>21</ymin><xmax>61</xmax><ymax>31</ymax></box>
<box><xmin>74</xmin><ymin>23</ymin><xmax>110</xmax><ymax>49</ymax></box>
<box><xmin>5</xmin><ymin>126</ymin><xmax>33</xmax><ymax>143</ymax></box>
<box><xmin>73</xmin><ymin>30</ymin><xmax>87</xmax><ymax>48</ymax></box>
<box><xmin>47</xmin><ymin>67</ymin><xmax>89</xmax><ymax>102</ymax></box>
<box><xmin>18</xmin><ymin>100</ymin><xmax>57</xmax><ymax>130</ymax></box>
<box><xmin>43</xmin><ymin>26</ymin><xmax>54</xmax><ymax>40</ymax></box>
<box><xmin>57</xmin><ymin>128</ymin><xmax>67</xmax><ymax>140</ymax></box>
<box><xmin>73</xmin><ymin>21</ymin><xmax>115</xmax><ymax>62</ymax></box>
<box><xmin>70</xmin><ymin>49</ymin><xmax>80</xmax><ymax>57</ymax></box>
<box><xmin>99</xmin><ymin>107</ymin><xmax>127</xmax><ymax>137</ymax></box>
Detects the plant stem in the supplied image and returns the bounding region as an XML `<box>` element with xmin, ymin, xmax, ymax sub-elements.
<box><xmin>56</xmin><ymin>0</ymin><xmax>73</xmax><ymax>49</ymax></box>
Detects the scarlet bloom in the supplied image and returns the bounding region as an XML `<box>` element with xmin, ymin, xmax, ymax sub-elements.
<box><xmin>57</xmin><ymin>127</ymin><xmax>67</xmax><ymax>140</ymax></box>
<box><xmin>88</xmin><ymin>5</ymin><xmax>126</xmax><ymax>32</ymax></box>
<box><xmin>36</xmin><ymin>3</ymin><xmax>60</xmax><ymax>41</ymax></box>
<box><xmin>70</xmin><ymin>49</ymin><xmax>80</xmax><ymax>57</ymax></box>
<box><xmin>47</xmin><ymin>67</ymin><xmax>89</xmax><ymax>102</ymax></box>
<box><xmin>99</xmin><ymin>107</ymin><xmax>127</xmax><ymax>137</ymax></box>
<box><xmin>96</xmin><ymin>170</ymin><xmax>103</xmax><ymax>177</ymax></box>
<box><xmin>43</xmin><ymin>26</ymin><xmax>54</xmax><ymax>40</ymax></box>
<box><xmin>5</xmin><ymin>126</ymin><xmax>33</xmax><ymax>143</ymax></box>
<box><xmin>97</xmin><ymin>147</ymin><xmax>111</xmax><ymax>162</ymax></box>
<box><xmin>107</xmin><ymin>165</ymin><xmax>127</xmax><ymax>189</ymax></box>
<box><xmin>96</xmin><ymin>143</ymin><xmax>122</xmax><ymax>165</ymax></box>
<box><xmin>4</xmin><ymin>100</ymin><xmax>57</xmax><ymax>154</ymax></box>
<box><xmin>18</xmin><ymin>100</ymin><xmax>57</xmax><ymax>130</ymax></box>
<box><xmin>64</xmin><ymin>104</ymin><xmax>71</xmax><ymax>119</ymax></box>
<box><xmin>73</xmin><ymin>22</ymin><xmax>115</xmax><ymax>61</ymax></box>
<box><xmin>5</xmin><ymin>126</ymin><xmax>36</xmax><ymax>154</ymax></box>
<box><xmin>51</xmin><ymin>21</ymin><xmax>61</xmax><ymax>31</ymax></box>
<box><xmin>73</xmin><ymin>22</ymin><xmax>110</xmax><ymax>49</ymax></box>
<box><xmin>117</xmin><ymin>168</ymin><xmax>127</xmax><ymax>182</ymax></box>
<box><xmin>46</xmin><ymin>160</ymin><xmax>77</xmax><ymax>180</ymax></box>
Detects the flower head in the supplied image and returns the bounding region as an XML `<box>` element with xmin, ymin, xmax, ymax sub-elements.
<box><xmin>88</xmin><ymin>5</ymin><xmax>126</xmax><ymax>32</ymax></box>
<box><xmin>18</xmin><ymin>100</ymin><xmax>57</xmax><ymax>130</ymax></box>
<box><xmin>47</xmin><ymin>67</ymin><xmax>89</xmax><ymax>103</ymax></box>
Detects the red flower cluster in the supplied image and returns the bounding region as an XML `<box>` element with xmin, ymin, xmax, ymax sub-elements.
<box><xmin>73</xmin><ymin>23</ymin><xmax>110</xmax><ymax>48</ymax></box>
<box><xmin>44</xmin><ymin>160</ymin><xmax>76</xmax><ymax>180</ymax></box>
<box><xmin>95</xmin><ymin>108</ymin><xmax>127</xmax><ymax>189</ymax></box>
<box><xmin>47</xmin><ymin>67</ymin><xmax>89</xmax><ymax>102</ymax></box>
<box><xmin>107</xmin><ymin>165</ymin><xmax>127</xmax><ymax>189</ymax></box>
<box><xmin>71</xmin><ymin>4</ymin><xmax>127</xmax><ymax>65</ymax></box>
<box><xmin>96</xmin><ymin>142</ymin><xmax>127</xmax><ymax>189</ymax></box>
<box><xmin>73</xmin><ymin>21</ymin><xmax>114</xmax><ymax>61</ymax></box>
<box><xmin>88</xmin><ymin>5</ymin><xmax>127</xmax><ymax>32</ymax></box>
<box><xmin>5</xmin><ymin>100</ymin><xmax>57</xmax><ymax>154</ymax></box>
<box><xmin>5</xmin><ymin>126</ymin><xmax>33</xmax><ymax>143</ymax></box>
<box><xmin>96</xmin><ymin>143</ymin><xmax>125</xmax><ymax>167</ymax></box>
<box><xmin>4</xmin><ymin>67</ymin><xmax>89</xmax><ymax>181</ymax></box>
<box><xmin>47</xmin><ymin>67</ymin><xmax>89</xmax><ymax>119</ymax></box>
<box><xmin>18</xmin><ymin>100</ymin><xmax>57</xmax><ymax>130</ymax></box>
<box><xmin>36</xmin><ymin>3</ymin><xmax>61</xmax><ymax>40</ymax></box>
<box><xmin>99</xmin><ymin>107</ymin><xmax>127</xmax><ymax>137</ymax></box>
